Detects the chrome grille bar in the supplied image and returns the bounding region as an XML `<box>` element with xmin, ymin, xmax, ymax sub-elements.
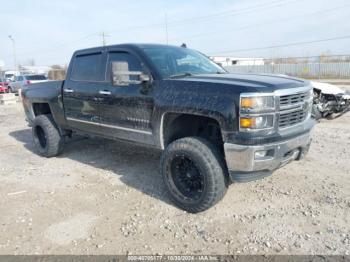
<box><xmin>277</xmin><ymin>88</ymin><xmax>312</xmax><ymax>129</ymax></box>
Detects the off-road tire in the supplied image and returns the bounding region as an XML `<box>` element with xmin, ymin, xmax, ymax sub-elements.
<box><xmin>32</xmin><ymin>114</ymin><xmax>64</xmax><ymax>157</ymax></box>
<box><xmin>161</xmin><ymin>137</ymin><xmax>228</xmax><ymax>213</ymax></box>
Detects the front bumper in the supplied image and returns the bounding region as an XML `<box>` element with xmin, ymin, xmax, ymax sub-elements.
<box><xmin>224</xmin><ymin>132</ymin><xmax>311</xmax><ymax>182</ymax></box>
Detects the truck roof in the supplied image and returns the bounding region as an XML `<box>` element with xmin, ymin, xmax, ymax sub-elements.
<box><xmin>73</xmin><ymin>43</ymin><xmax>184</xmax><ymax>55</ymax></box>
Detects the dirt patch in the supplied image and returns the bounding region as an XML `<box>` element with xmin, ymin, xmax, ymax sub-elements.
<box><xmin>45</xmin><ymin>214</ymin><xmax>98</xmax><ymax>246</ymax></box>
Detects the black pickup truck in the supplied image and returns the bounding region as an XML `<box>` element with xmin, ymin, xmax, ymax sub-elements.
<box><xmin>21</xmin><ymin>44</ymin><xmax>315</xmax><ymax>213</ymax></box>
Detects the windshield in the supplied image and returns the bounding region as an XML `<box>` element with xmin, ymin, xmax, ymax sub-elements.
<box><xmin>26</xmin><ymin>75</ymin><xmax>47</xmax><ymax>80</ymax></box>
<box><xmin>142</xmin><ymin>46</ymin><xmax>226</xmax><ymax>78</ymax></box>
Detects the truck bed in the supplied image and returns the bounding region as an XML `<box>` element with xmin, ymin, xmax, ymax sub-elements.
<box><xmin>22</xmin><ymin>80</ymin><xmax>64</xmax><ymax>102</ymax></box>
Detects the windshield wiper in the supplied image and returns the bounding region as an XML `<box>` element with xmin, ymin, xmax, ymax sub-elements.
<box><xmin>168</xmin><ymin>72</ymin><xmax>194</xmax><ymax>78</ymax></box>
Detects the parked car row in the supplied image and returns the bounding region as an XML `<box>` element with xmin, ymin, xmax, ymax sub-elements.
<box><xmin>5</xmin><ymin>74</ymin><xmax>48</xmax><ymax>93</ymax></box>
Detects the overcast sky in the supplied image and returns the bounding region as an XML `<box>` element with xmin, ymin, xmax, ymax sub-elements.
<box><xmin>1</xmin><ymin>0</ymin><xmax>350</xmax><ymax>68</ymax></box>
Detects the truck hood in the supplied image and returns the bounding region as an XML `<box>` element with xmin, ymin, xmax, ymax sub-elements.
<box><xmin>172</xmin><ymin>73</ymin><xmax>309</xmax><ymax>92</ymax></box>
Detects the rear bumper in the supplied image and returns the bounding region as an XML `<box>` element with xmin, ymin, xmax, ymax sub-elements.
<box><xmin>224</xmin><ymin>132</ymin><xmax>312</xmax><ymax>182</ymax></box>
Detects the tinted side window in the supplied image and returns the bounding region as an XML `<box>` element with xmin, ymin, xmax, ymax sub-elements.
<box><xmin>17</xmin><ymin>76</ymin><xmax>23</xmax><ymax>81</ymax></box>
<box><xmin>107</xmin><ymin>52</ymin><xmax>142</xmax><ymax>81</ymax></box>
<box><xmin>26</xmin><ymin>75</ymin><xmax>47</xmax><ymax>80</ymax></box>
<box><xmin>71</xmin><ymin>53</ymin><xmax>103</xmax><ymax>81</ymax></box>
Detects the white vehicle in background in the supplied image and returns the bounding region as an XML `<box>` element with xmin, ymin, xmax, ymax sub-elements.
<box><xmin>4</xmin><ymin>70</ymin><xmax>20</xmax><ymax>82</ymax></box>
<box><xmin>311</xmin><ymin>81</ymin><xmax>350</xmax><ymax>119</ymax></box>
<box><xmin>8</xmin><ymin>74</ymin><xmax>48</xmax><ymax>93</ymax></box>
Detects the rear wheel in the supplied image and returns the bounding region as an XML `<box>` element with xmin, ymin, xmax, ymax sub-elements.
<box><xmin>161</xmin><ymin>137</ymin><xmax>228</xmax><ymax>213</ymax></box>
<box><xmin>32</xmin><ymin>115</ymin><xmax>64</xmax><ymax>157</ymax></box>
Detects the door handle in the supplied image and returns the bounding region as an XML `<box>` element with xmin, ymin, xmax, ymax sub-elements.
<box><xmin>64</xmin><ymin>88</ymin><xmax>74</xmax><ymax>93</ymax></box>
<box><xmin>98</xmin><ymin>90</ymin><xmax>111</xmax><ymax>95</ymax></box>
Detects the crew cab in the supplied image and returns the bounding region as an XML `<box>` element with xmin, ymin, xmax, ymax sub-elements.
<box><xmin>21</xmin><ymin>44</ymin><xmax>315</xmax><ymax>213</ymax></box>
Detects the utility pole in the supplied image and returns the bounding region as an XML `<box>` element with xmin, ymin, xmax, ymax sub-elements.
<box><xmin>165</xmin><ymin>13</ymin><xmax>169</xmax><ymax>45</ymax></box>
<box><xmin>100</xmin><ymin>31</ymin><xmax>110</xmax><ymax>46</ymax></box>
<box><xmin>8</xmin><ymin>35</ymin><xmax>17</xmax><ymax>71</ymax></box>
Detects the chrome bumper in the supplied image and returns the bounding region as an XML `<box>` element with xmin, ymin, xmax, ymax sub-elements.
<box><xmin>224</xmin><ymin>132</ymin><xmax>312</xmax><ymax>182</ymax></box>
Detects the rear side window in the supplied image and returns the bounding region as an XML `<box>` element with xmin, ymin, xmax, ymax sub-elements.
<box><xmin>71</xmin><ymin>52</ymin><xmax>103</xmax><ymax>81</ymax></box>
<box><xmin>16</xmin><ymin>76</ymin><xmax>24</xmax><ymax>81</ymax></box>
<box><xmin>26</xmin><ymin>75</ymin><xmax>47</xmax><ymax>80</ymax></box>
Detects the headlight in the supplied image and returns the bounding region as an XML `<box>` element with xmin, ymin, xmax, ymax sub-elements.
<box><xmin>240</xmin><ymin>115</ymin><xmax>274</xmax><ymax>130</ymax></box>
<box><xmin>239</xmin><ymin>94</ymin><xmax>275</xmax><ymax>131</ymax></box>
<box><xmin>240</xmin><ymin>96</ymin><xmax>275</xmax><ymax>111</ymax></box>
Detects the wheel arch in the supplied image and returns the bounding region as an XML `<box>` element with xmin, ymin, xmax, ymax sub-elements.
<box><xmin>32</xmin><ymin>102</ymin><xmax>52</xmax><ymax>116</ymax></box>
<box><xmin>160</xmin><ymin>112</ymin><xmax>225</xmax><ymax>152</ymax></box>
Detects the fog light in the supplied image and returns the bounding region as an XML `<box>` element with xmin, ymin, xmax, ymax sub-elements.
<box><xmin>240</xmin><ymin>117</ymin><xmax>255</xmax><ymax>128</ymax></box>
<box><xmin>239</xmin><ymin>115</ymin><xmax>274</xmax><ymax>130</ymax></box>
<box><xmin>255</xmin><ymin>150</ymin><xmax>267</xmax><ymax>159</ymax></box>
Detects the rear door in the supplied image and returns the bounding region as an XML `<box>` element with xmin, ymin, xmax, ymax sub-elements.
<box><xmin>97</xmin><ymin>50</ymin><xmax>155</xmax><ymax>145</ymax></box>
<box><xmin>63</xmin><ymin>51</ymin><xmax>107</xmax><ymax>134</ymax></box>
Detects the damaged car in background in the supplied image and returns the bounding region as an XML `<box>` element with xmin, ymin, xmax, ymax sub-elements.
<box><xmin>311</xmin><ymin>81</ymin><xmax>350</xmax><ymax>120</ymax></box>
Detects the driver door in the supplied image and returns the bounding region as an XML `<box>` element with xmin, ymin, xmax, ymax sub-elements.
<box><xmin>97</xmin><ymin>50</ymin><xmax>155</xmax><ymax>145</ymax></box>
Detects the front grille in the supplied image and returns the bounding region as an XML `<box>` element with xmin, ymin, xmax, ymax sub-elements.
<box><xmin>280</xmin><ymin>91</ymin><xmax>310</xmax><ymax>107</ymax></box>
<box><xmin>278</xmin><ymin>90</ymin><xmax>311</xmax><ymax>129</ymax></box>
<box><xmin>279</xmin><ymin>109</ymin><xmax>307</xmax><ymax>128</ymax></box>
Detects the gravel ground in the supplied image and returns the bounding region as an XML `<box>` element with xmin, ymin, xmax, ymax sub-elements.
<box><xmin>0</xmin><ymin>102</ymin><xmax>349</xmax><ymax>255</ymax></box>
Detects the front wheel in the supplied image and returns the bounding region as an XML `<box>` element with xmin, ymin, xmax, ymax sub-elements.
<box><xmin>161</xmin><ymin>137</ymin><xmax>228</xmax><ymax>213</ymax></box>
<box><xmin>32</xmin><ymin>115</ymin><xmax>64</xmax><ymax>157</ymax></box>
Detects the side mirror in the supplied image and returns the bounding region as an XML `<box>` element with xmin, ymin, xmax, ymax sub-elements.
<box><xmin>111</xmin><ymin>61</ymin><xmax>150</xmax><ymax>86</ymax></box>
